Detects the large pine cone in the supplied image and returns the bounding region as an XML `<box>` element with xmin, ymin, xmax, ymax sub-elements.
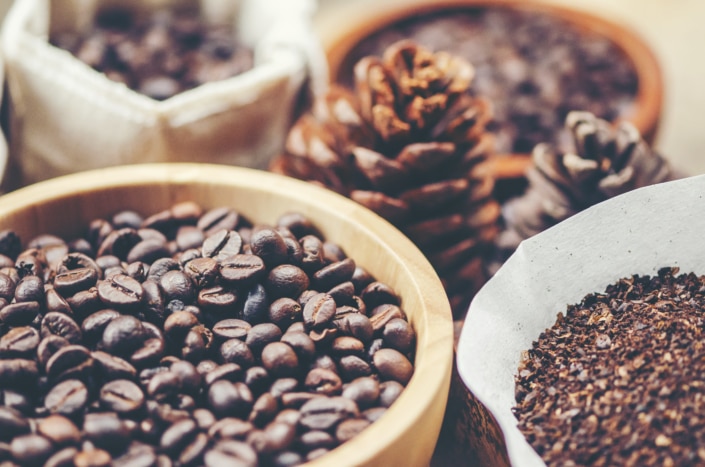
<box><xmin>498</xmin><ymin>111</ymin><xmax>678</xmax><ymax>257</ymax></box>
<box><xmin>271</xmin><ymin>41</ymin><xmax>500</xmax><ymax>318</ymax></box>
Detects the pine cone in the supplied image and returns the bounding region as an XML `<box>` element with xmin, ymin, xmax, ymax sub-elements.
<box><xmin>271</xmin><ymin>41</ymin><xmax>500</xmax><ymax>318</ymax></box>
<box><xmin>498</xmin><ymin>111</ymin><xmax>678</xmax><ymax>256</ymax></box>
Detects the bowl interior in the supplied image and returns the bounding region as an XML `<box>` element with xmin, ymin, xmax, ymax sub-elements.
<box><xmin>0</xmin><ymin>163</ymin><xmax>453</xmax><ymax>466</ymax></box>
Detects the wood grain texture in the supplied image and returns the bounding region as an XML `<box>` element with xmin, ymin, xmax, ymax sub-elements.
<box><xmin>0</xmin><ymin>163</ymin><xmax>454</xmax><ymax>467</ymax></box>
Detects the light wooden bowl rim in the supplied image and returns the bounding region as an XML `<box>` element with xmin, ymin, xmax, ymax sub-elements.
<box><xmin>324</xmin><ymin>0</ymin><xmax>663</xmax><ymax>180</ymax></box>
<box><xmin>0</xmin><ymin>163</ymin><xmax>454</xmax><ymax>466</ymax></box>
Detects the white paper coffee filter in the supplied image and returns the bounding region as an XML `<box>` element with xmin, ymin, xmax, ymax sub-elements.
<box><xmin>457</xmin><ymin>174</ymin><xmax>705</xmax><ymax>466</ymax></box>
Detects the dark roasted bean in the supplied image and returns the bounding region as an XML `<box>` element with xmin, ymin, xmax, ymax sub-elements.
<box><xmin>100</xmin><ymin>379</ymin><xmax>145</xmax><ymax>413</ymax></box>
<box><xmin>266</xmin><ymin>265</ymin><xmax>309</xmax><ymax>299</ymax></box>
<box><xmin>92</xmin><ymin>351</ymin><xmax>137</xmax><ymax>381</ymax></box>
<box><xmin>0</xmin><ymin>301</ymin><xmax>41</xmax><ymax>326</ymax></box>
<box><xmin>242</xmin><ymin>284</ymin><xmax>269</xmax><ymax>323</ymax></box>
<box><xmin>10</xmin><ymin>433</ymin><xmax>53</xmax><ymax>466</ymax></box>
<box><xmin>338</xmin><ymin>355</ymin><xmax>372</xmax><ymax>381</ymax></box>
<box><xmin>208</xmin><ymin>380</ymin><xmax>253</xmax><ymax>418</ymax></box>
<box><xmin>373</xmin><ymin>348</ymin><xmax>413</xmax><ymax>384</ymax></box>
<box><xmin>45</xmin><ymin>379</ymin><xmax>88</xmax><ymax>416</ymax></box>
<box><xmin>198</xmin><ymin>208</ymin><xmax>241</xmax><ymax>236</ymax></box>
<box><xmin>83</xmin><ymin>412</ymin><xmax>131</xmax><ymax>453</ymax></box>
<box><xmin>280</xmin><ymin>331</ymin><xmax>316</xmax><ymax>362</ymax></box>
<box><xmin>37</xmin><ymin>414</ymin><xmax>81</xmax><ymax>446</ymax></box>
<box><xmin>378</xmin><ymin>381</ymin><xmax>404</xmax><ymax>408</ymax></box>
<box><xmin>54</xmin><ymin>268</ymin><xmax>99</xmax><ymax>296</ymax></box>
<box><xmin>361</xmin><ymin>281</ymin><xmax>400</xmax><ymax>308</ymax></box>
<box><xmin>246</xmin><ymin>323</ymin><xmax>282</xmax><ymax>356</ymax></box>
<box><xmin>219</xmin><ymin>339</ymin><xmax>254</xmax><ymax>368</ymax></box>
<box><xmin>305</xmin><ymin>368</ymin><xmax>343</xmax><ymax>396</ymax></box>
<box><xmin>101</xmin><ymin>315</ymin><xmax>145</xmax><ymax>355</ymax></box>
<box><xmin>0</xmin><ymin>407</ymin><xmax>30</xmax><ymax>441</ymax></box>
<box><xmin>41</xmin><ymin>312</ymin><xmax>82</xmax><ymax>344</ymax></box>
<box><xmin>299</xmin><ymin>396</ymin><xmax>359</xmax><ymax>431</ymax></box>
<box><xmin>0</xmin><ymin>326</ymin><xmax>39</xmax><ymax>356</ymax></box>
<box><xmin>204</xmin><ymin>363</ymin><xmax>243</xmax><ymax>387</ymax></box>
<box><xmin>249</xmin><ymin>392</ymin><xmax>278</xmax><ymax>427</ymax></box>
<box><xmin>204</xmin><ymin>440</ymin><xmax>258</xmax><ymax>467</ymax></box>
<box><xmin>250</xmin><ymin>229</ymin><xmax>288</xmax><ymax>268</ymax></box>
<box><xmin>261</xmin><ymin>342</ymin><xmax>299</xmax><ymax>378</ymax></box>
<box><xmin>159</xmin><ymin>270</ymin><xmax>194</xmax><ymax>303</ymax></box>
<box><xmin>202</xmin><ymin>230</ymin><xmax>242</xmax><ymax>262</ymax></box>
<box><xmin>213</xmin><ymin>319</ymin><xmax>250</xmax><ymax>341</ymax></box>
<box><xmin>303</xmin><ymin>293</ymin><xmax>336</xmax><ymax>331</ymax></box>
<box><xmin>220</xmin><ymin>254</ymin><xmax>265</xmax><ymax>286</ymax></box>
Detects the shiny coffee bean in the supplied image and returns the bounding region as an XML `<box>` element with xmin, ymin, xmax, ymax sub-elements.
<box><xmin>37</xmin><ymin>336</ymin><xmax>70</xmax><ymax>369</ymax></box>
<box><xmin>369</xmin><ymin>304</ymin><xmax>405</xmax><ymax>333</ymax></box>
<box><xmin>208</xmin><ymin>380</ymin><xmax>253</xmax><ymax>418</ymax></box>
<box><xmin>204</xmin><ymin>363</ymin><xmax>243</xmax><ymax>387</ymax></box>
<box><xmin>160</xmin><ymin>418</ymin><xmax>198</xmax><ymax>453</ymax></box>
<box><xmin>268</xmin><ymin>298</ymin><xmax>301</xmax><ymax>329</ymax></box>
<box><xmin>312</xmin><ymin>258</ymin><xmax>356</xmax><ymax>291</ymax></box>
<box><xmin>246</xmin><ymin>323</ymin><xmax>282</xmax><ymax>356</ymax></box>
<box><xmin>98</xmin><ymin>274</ymin><xmax>143</xmax><ymax>309</ymax></box>
<box><xmin>250</xmin><ymin>229</ymin><xmax>288</xmax><ymax>268</ymax></box>
<box><xmin>146</xmin><ymin>258</ymin><xmax>180</xmax><ymax>281</ymax></box>
<box><xmin>338</xmin><ymin>355</ymin><xmax>372</xmax><ymax>381</ymax></box>
<box><xmin>160</xmin><ymin>270</ymin><xmax>195</xmax><ymax>303</ymax></box>
<box><xmin>164</xmin><ymin>311</ymin><xmax>199</xmax><ymax>340</ymax></box>
<box><xmin>132</xmin><ymin>338</ymin><xmax>166</xmax><ymax>368</ymax></box>
<box><xmin>299</xmin><ymin>235</ymin><xmax>325</xmax><ymax>273</ymax></box>
<box><xmin>0</xmin><ymin>326</ymin><xmax>40</xmax><ymax>356</ymax></box>
<box><xmin>45</xmin><ymin>379</ymin><xmax>88</xmax><ymax>416</ymax></box>
<box><xmin>361</xmin><ymin>281</ymin><xmax>400</xmax><ymax>308</ymax></box>
<box><xmin>261</xmin><ymin>342</ymin><xmax>299</xmax><ymax>378</ymax></box>
<box><xmin>83</xmin><ymin>413</ymin><xmax>131</xmax><ymax>453</ymax></box>
<box><xmin>14</xmin><ymin>275</ymin><xmax>45</xmax><ymax>303</ymax></box>
<box><xmin>101</xmin><ymin>315</ymin><xmax>145</xmax><ymax>355</ymax></box>
<box><xmin>305</xmin><ymin>368</ymin><xmax>343</xmax><ymax>396</ymax></box>
<box><xmin>303</xmin><ymin>293</ymin><xmax>336</xmax><ymax>331</ymax></box>
<box><xmin>242</xmin><ymin>284</ymin><xmax>269</xmax><ymax>323</ymax></box>
<box><xmin>342</xmin><ymin>377</ymin><xmax>380</xmax><ymax>409</ymax></box>
<box><xmin>0</xmin><ymin>301</ymin><xmax>41</xmax><ymax>326</ymax></box>
<box><xmin>280</xmin><ymin>331</ymin><xmax>316</xmax><ymax>362</ymax></box>
<box><xmin>198</xmin><ymin>286</ymin><xmax>237</xmax><ymax>312</ymax></box>
<box><xmin>299</xmin><ymin>396</ymin><xmax>359</xmax><ymax>431</ymax></box>
<box><xmin>266</xmin><ymin>265</ymin><xmax>309</xmax><ymax>299</ymax></box>
<box><xmin>198</xmin><ymin>208</ymin><xmax>240</xmax><ymax>236</ymax></box>
<box><xmin>127</xmin><ymin>239</ymin><xmax>169</xmax><ymax>264</ymax></box>
<box><xmin>10</xmin><ymin>433</ymin><xmax>54</xmax><ymax>466</ymax></box>
<box><xmin>92</xmin><ymin>351</ymin><xmax>137</xmax><ymax>381</ymax></box>
<box><xmin>100</xmin><ymin>379</ymin><xmax>145</xmax><ymax>413</ymax></box>
<box><xmin>37</xmin><ymin>414</ymin><xmax>81</xmax><ymax>446</ymax></box>
<box><xmin>182</xmin><ymin>325</ymin><xmax>213</xmax><ymax>362</ymax></box>
<box><xmin>373</xmin><ymin>348</ymin><xmax>413</xmax><ymax>385</ymax></box>
<box><xmin>220</xmin><ymin>254</ymin><xmax>266</xmax><ymax>286</ymax></box>
<box><xmin>220</xmin><ymin>339</ymin><xmax>254</xmax><ymax>367</ymax></box>
<box><xmin>54</xmin><ymin>267</ymin><xmax>99</xmax><ymax>296</ymax></box>
<box><xmin>379</xmin><ymin>381</ymin><xmax>405</xmax><ymax>408</ymax></box>
<box><xmin>202</xmin><ymin>230</ymin><xmax>242</xmax><ymax>262</ymax></box>
<box><xmin>334</xmin><ymin>313</ymin><xmax>374</xmax><ymax>343</ymax></box>
<box><xmin>382</xmin><ymin>318</ymin><xmax>415</xmax><ymax>353</ymax></box>
<box><xmin>204</xmin><ymin>440</ymin><xmax>258</xmax><ymax>467</ymax></box>
<box><xmin>212</xmin><ymin>319</ymin><xmax>250</xmax><ymax>341</ymax></box>
<box><xmin>45</xmin><ymin>345</ymin><xmax>93</xmax><ymax>380</ymax></box>
<box><xmin>0</xmin><ymin>407</ymin><xmax>30</xmax><ymax>441</ymax></box>
<box><xmin>41</xmin><ymin>312</ymin><xmax>82</xmax><ymax>344</ymax></box>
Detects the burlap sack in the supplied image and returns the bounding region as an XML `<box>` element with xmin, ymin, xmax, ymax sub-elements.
<box><xmin>457</xmin><ymin>175</ymin><xmax>705</xmax><ymax>465</ymax></box>
<box><xmin>0</xmin><ymin>0</ymin><xmax>326</xmax><ymax>188</ymax></box>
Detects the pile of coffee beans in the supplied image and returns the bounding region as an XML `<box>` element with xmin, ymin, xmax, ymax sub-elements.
<box><xmin>514</xmin><ymin>267</ymin><xmax>705</xmax><ymax>466</ymax></box>
<box><xmin>51</xmin><ymin>8</ymin><xmax>254</xmax><ymax>100</ymax></box>
<box><xmin>341</xmin><ymin>7</ymin><xmax>639</xmax><ymax>154</ymax></box>
<box><xmin>0</xmin><ymin>202</ymin><xmax>415</xmax><ymax>466</ymax></box>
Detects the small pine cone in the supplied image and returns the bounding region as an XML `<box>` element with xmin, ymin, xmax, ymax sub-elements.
<box><xmin>499</xmin><ymin>111</ymin><xmax>679</xmax><ymax>257</ymax></box>
<box><xmin>271</xmin><ymin>41</ymin><xmax>500</xmax><ymax>318</ymax></box>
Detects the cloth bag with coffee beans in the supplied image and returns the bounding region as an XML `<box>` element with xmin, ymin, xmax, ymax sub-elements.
<box><xmin>457</xmin><ymin>175</ymin><xmax>705</xmax><ymax>466</ymax></box>
<box><xmin>0</xmin><ymin>0</ymin><xmax>326</xmax><ymax>187</ymax></box>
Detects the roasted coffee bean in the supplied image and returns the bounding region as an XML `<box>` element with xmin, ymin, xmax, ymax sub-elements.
<box><xmin>161</xmin><ymin>418</ymin><xmax>198</xmax><ymax>453</ymax></box>
<box><xmin>283</xmin><ymin>237</ymin><xmax>304</xmax><ymax>266</ymax></box>
<box><xmin>219</xmin><ymin>254</ymin><xmax>265</xmax><ymax>286</ymax></box>
<box><xmin>269</xmin><ymin>378</ymin><xmax>299</xmax><ymax>399</ymax></box>
<box><xmin>98</xmin><ymin>274</ymin><xmax>143</xmax><ymax>309</ymax></box>
<box><xmin>163</xmin><ymin>311</ymin><xmax>199</xmax><ymax>340</ymax></box>
<box><xmin>266</xmin><ymin>265</ymin><xmax>309</xmax><ymax>300</ymax></box>
<box><xmin>54</xmin><ymin>268</ymin><xmax>99</xmax><ymax>296</ymax></box>
<box><xmin>196</xmin><ymin>360</ymin><xmax>218</xmax><ymax>376</ymax></box>
<box><xmin>338</xmin><ymin>355</ymin><xmax>372</xmax><ymax>381</ymax></box>
<box><xmin>37</xmin><ymin>336</ymin><xmax>70</xmax><ymax>369</ymax></box>
<box><xmin>242</xmin><ymin>284</ymin><xmax>269</xmax><ymax>323</ymax></box>
<box><xmin>100</xmin><ymin>379</ymin><xmax>145</xmax><ymax>413</ymax></box>
<box><xmin>0</xmin><ymin>273</ymin><xmax>16</xmax><ymax>301</ymax></box>
<box><xmin>202</xmin><ymin>230</ymin><xmax>242</xmax><ymax>261</ymax></box>
<box><xmin>350</xmin><ymin>267</ymin><xmax>374</xmax><ymax>294</ymax></box>
<box><xmin>46</xmin><ymin>344</ymin><xmax>94</xmax><ymax>381</ymax></box>
<box><xmin>0</xmin><ymin>230</ymin><xmax>21</xmax><ymax>259</ymax></box>
<box><xmin>141</xmin><ymin>279</ymin><xmax>165</xmax><ymax>323</ymax></box>
<box><xmin>16</xmin><ymin>248</ymin><xmax>47</xmax><ymax>277</ymax></box>
<box><xmin>361</xmin><ymin>282</ymin><xmax>400</xmax><ymax>308</ymax></box>
<box><xmin>373</xmin><ymin>348</ymin><xmax>413</xmax><ymax>384</ymax></box>
<box><xmin>198</xmin><ymin>208</ymin><xmax>241</xmax><ymax>236</ymax></box>
<box><xmin>159</xmin><ymin>270</ymin><xmax>194</xmax><ymax>303</ymax></box>
<box><xmin>179</xmin><ymin>432</ymin><xmax>209</xmax><ymax>465</ymax></box>
<box><xmin>250</xmin><ymin>228</ymin><xmax>288</xmax><ymax>268</ymax></box>
<box><xmin>342</xmin><ymin>377</ymin><xmax>380</xmax><ymax>409</ymax></box>
<box><xmin>14</xmin><ymin>275</ymin><xmax>45</xmax><ymax>303</ymax></box>
<box><xmin>280</xmin><ymin>331</ymin><xmax>316</xmax><ymax>362</ymax></box>
<box><xmin>244</xmin><ymin>366</ymin><xmax>271</xmax><ymax>396</ymax></box>
<box><xmin>83</xmin><ymin>412</ymin><xmax>131</xmax><ymax>453</ymax></box>
<box><xmin>334</xmin><ymin>313</ymin><xmax>374</xmax><ymax>343</ymax></box>
<box><xmin>170</xmin><ymin>360</ymin><xmax>202</xmax><ymax>394</ymax></box>
<box><xmin>182</xmin><ymin>325</ymin><xmax>213</xmax><ymax>362</ymax></box>
<box><xmin>336</xmin><ymin>418</ymin><xmax>371</xmax><ymax>443</ymax></box>
<box><xmin>220</xmin><ymin>339</ymin><xmax>254</xmax><ymax>368</ymax></box>
<box><xmin>175</xmin><ymin>226</ymin><xmax>206</xmax><ymax>252</ymax></box>
<box><xmin>67</xmin><ymin>287</ymin><xmax>102</xmax><ymax>318</ymax></box>
<box><xmin>299</xmin><ymin>235</ymin><xmax>325</xmax><ymax>274</ymax></box>
<box><xmin>204</xmin><ymin>363</ymin><xmax>243</xmax><ymax>387</ymax></box>
<box><xmin>331</xmin><ymin>336</ymin><xmax>365</xmax><ymax>357</ymax></box>
<box><xmin>299</xmin><ymin>430</ymin><xmax>336</xmax><ymax>451</ymax></box>
<box><xmin>0</xmin><ymin>301</ymin><xmax>41</xmax><ymax>326</ymax></box>
<box><xmin>280</xmin><ymin>392</ymin><xmax>319</xmax><ymax>409</ymax></box>
<box><xmin>10</xmin><ymin>433</ymin><xmax>54</xmax><ymax>466</ymax></box>
<box><xmin>299</xmin><ymin>396</ymin><xmax>359</xmax><ymax>431</ymax></box>
<box><xmin>204</xmin><ymin>440</ymin><xmax>258</xmax><ymax>467</ymax></box>
<box><xmin>146</xmin><ymin>258</ymin><xmax>180</xmax><ymax>281</ymax></box>
<box><xmin>212</xmin><ymin>319</ymin><xmax>251</xmax><ymax>341</ymax></box>
<box><xmin>193</xmin><ymin>408</ymin><xmax>216</xmax><ymax>431</ymax></box>
<box><xmin>311</xmin><ymin>354</ymin><xmax>338</xmax><ymax>374</ymax></box>
<box><xmin>309</xmin><ymin>326</ymin><xmax>337</xmax><ymax>348</ymax></box>
<box><xmin>46</xmin><ymin>446</ymin><xmax>80</xmax><ymax>467</ymax></box>
<box><xmin>0</xmin><ymin>326</ymin><xmax>39</xmax><ymax>356</ymax></box>
<box><xmin>92</xmin><ymin>351</ymin><xmax>137</xmax><ymax>381</ymax></box>
<box><xmin>369</xmin><ymin>304</ymin><xmax>405</xmax><ymax>333</ymax></box>
<box><xmin>3</xmin><ymin>390</ymin><xmax>33</xmax><ymax>415</ymax></box>
<box><xmin>246</xmin><ymin>323</ymin><xmax>282</xmax><ymax>356</ymax></box>
<box><xmin>382</xmin><ymin>317</ymin><xmax>415</xmax><ymax>353</ymax></box>
<box><xmin>37</xmin><ymin>414</ymin><xmax>81</xmax><ymax>446</ymax></box>
<box><xmin>147</xmin><ymin>371</ymin><xmax>181</xmax><ymax>400</ymax></box>
<box><xmin>208</xmin><ymin>418</ymin><xmax>254</xmax><ymax>441</ymax></box>
<box><xmin>268</xmin><ymin>298</ymin><xmax>301</xmax><ymax>329</ymax></box>
<box><xmin>0</xmin><ymin>358</ymin><xmax>39</xmax><ymax>388</ymax></box>
<box><xmin>127</xmin><ymin>239</ymin><xmax>170</xmax><ymax>264</ymax></box>
<box><xmin>74</xmin><ymin>447</ymin><xmax>113</xmax><ymax>467</ymax></box>
<box><xmin>0</xmin><ymin>407</ymin><xmax>30</xmax><ymax>441</ymax></box>
<box><xmin>197</xmin><ymin>286</ymin><xmax>237</xmax><ymax>312</ymax></box>
<box><xmin>277</xmin><ymin>213</ymin><xmax>321</xmax><ymax>240</ymax></box>
<box><xmin>305</xmin><ymin>368</ymin><xmax>343</xmax><ymax>396</ymax></box>
<box><xmin>97</xmin><ymin>228</ymin><xmax>141</xmax><ymax>259</ymax></box>
<box><xmin>312</xmin><ymin>258</ymin><xmax>356</xmax><ymax>291</ymax></box>
<box><xmin>45</xmin><ymin>379</ymin><xmax>89</xmax><ymax>416</ymax></box>
<box><xmin>208</xmin><ymin>380</ymin><xmax>253</xmax><ymax>418</ymax></box>
<box><xmin>101</xmin><ymin>315</ymin><xmax>145</xmax><ymax>355</ymax></box>
<box><xmin>303</xmin><ymin>293</ymin><xmax>336</xmax><ymax>331</ymax></box>
<box><xmin>261</xmin><ymin>342</ymin><xmax>299</xmax><ymax>378</ymax></box>
<box><xmin>81</xmin><ymin>309</ymin><xmax>121</xmax><ymax>343</ymax></box>
<box><xmin>249</xmin><ymin>392</ymin><xmax>278</xmax><ymax>427</ymax></box>
<box><xmin>41</xmin><ymin>312</ymin><xmax>82</xmax><ymax>344</ymax></box>
<box><xmin>183</xmin><ymin>257</ymin><xmax>218</xmax><ymax>288</ymax></box>
<box><xmin>132</xmin><ymin>338</ymin><xmax>166</xmax><ymax>368</ymax></box>
<box><xmin>45</xmin><ymin>287</ymin><xmax>74</xmax><ymax>316</ymax></box>
<box><xmin>378</xmin><ymin>381</ymin><xmax>404</xmax><ymax>408</ymax></box>
<box><xmin>328</xmin><ymin>281</ymin><xmax>355</xmax><ymax>306</ymax></box>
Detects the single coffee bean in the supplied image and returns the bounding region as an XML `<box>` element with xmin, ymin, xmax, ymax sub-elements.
<box><xmin>351</xmin><ymin>266</ymin><xmax>374</xmax><ymax>294</ymax></box>
<box><xmin>92</xmin><ymin>351</ymin><xmax>137</xmax><ymax>381</ymax></box>
<box><xmin>16</xmin><ymin>248</ymin><xmax>47</xmax><ymax>277</ymax></box>
<box><xmin>159</xmin><ymin>270</ymin><xmax>195</xmax><ymax>303</ymax></box>
<box><xmin>183</xmin><ymin>256</ymin><xmax>218</xmax><ymax>288</ymax></box>
<box><xmin>182</xmin><ymin>325</ymin><xmax>213</xmax><ymax>362</ymax></box>
<box><xmin>328</xmin><ymin>281</ymin><xmax>356</xmax><ymax>306</ymax></box>
<box><xmin>261</xmin><ymin>342</ymin><xmax>299</xmax><ymax>378</ymax></box>
<box><xmin>83</xmin><ymin>412</ymin><xmax>131</xmax><ymax>453</ymax></box>
<box><xmin>305</xmin><ymin>368</ymin><xmax>343</xmax><ymax>396</ymax></box>
<box><xmin>100</xmin><ymin>379</ymin><xmax>145</xmax><ymax>413</ymax></box>
<box><xmin>299</xmin><ymin>396</ymin><xmax>360</xmax><ymax>431</ymax></box>
<box><xmin>242</xmin><ymin>283</ymin><xmax>269</xmax><ymax>323</ymax></box>
<box><xmin>0</xmin><ymin>301</ymin><xmax>41</xmax><ymax>326</ymax></box>
<box><xmin>0</xmin><ymin>326</ymin><xmax>40</xmax><ymax>356</ymax></box>
<box><xmin>10</xmin><ymin>433</ymin><xmax>54</xmax><ymax>466</ymax></box>
<box><xmin>179</xmin><ymin>431</ymin><xmax>209</xmax><ymax>466</ymax></box>
<box><xmin>41</xmin><ymin>312</ymin><xmax>82</xmax><ymax>344</ymax></box>
<box><xmin>334</xmin><ymin>312</ymin><xmax>374</xmax><ymax>343</ymax></box>
<box><xmin>97</xmin><ymin>228</ymin><xmax>141</xmax><ymax>259</ymax></box>
<box><xmin>266</xmin><ymin>265</ymin><xmax>309</xmax><ymax>299</ymax></box>
<box><xmin>131</xmin><ymin>337</ymin><xmax>166</xmax><ymax>368</ymax></box>
<box><xmin>280</xmin><ymin>331</ymin><xmax>316</xmax><ymax>362</ymax></box>
<box><xmin>249</xmin><ymin>392</ymin><xmax>278</xmax><ymax>427</ymax></box>
<box><xmin>212</xmin><ymin>319</ymin><xmax>251</xmax><ymax>341</ymax></box>
<box><xmin>298</xmin><ymin>429</ymin><xmax>336</xmax><ymax>451</ymax></box>
<box><xmin>14</xmin><ymin>275</ymin><xmax>45</xmax><ymax>303</ymax></box>
<box><xmin>246</xmin><ymin>323</ymin><xmax>282</xmax><ymax>356</ymax></box>
<box><xmin>175</xmin><ymin>225</ymin><xmax>206</xmax><ymax>252</ymax></box>
<box><xmin>163</xmin><ymin>311</ymin><xmax>199</xmax><ymax>340</ymax></box>
<box><xmin>147</xmin><ymin>371</ymin><xmax>181</xmax><ymax>400</ymax></box>
<box><xmin>0</xmin><ymin>273</ymin><xmax>16</xmax><ymax>302</ymax></box>
<box><xmin>204</xmin><ymin>440</ymin><xmax>258</xmax><ymax>467</ymax></box>
<box><xmin>250</xmin><ymin>229</ymin><xmax>288</xmax><ymax>268</ymax></box>
<box><xmin>60</xmin><ymin>252</ymin><xmax>102</xmax><ymax>278</ymax></box>
<box><xmin>219</xmin><ymin>254</ymin><xmax>266</xmax><ymax>286</ymax></box>
<box><xmin>268</xmin><ymin>298</ymin><xmax>301</xmax><ymax>329</ymax></box>
<box><xmin>382</xmin><ymin>317</ymin><xmax>415</xmax><ymax>353</ymax></box>
<box><xmin>45</xmin><ymin>345</ymin><xmax>93</xmax><ymax>380</ymax></box>
<box><xmin>369</xmin><ymin>304</ymin><xmax>405</xmax><ymax>333</ymax></box>
<box><xmin>140</xmin><ymin>279</ymin><xmax>166</xmax><ymax>323</ymax></box>
<box><xmin>204</xmin><ymin>363</ymin><xmax>243</xmax><ymax>387</ymax></box>
<box><xmin>98</xmin><ymin>274</ymin><xmax>144</xmax><ymax>309</ymax></box>
<box><xmin>170</xmin><ymin>360</ymin><xmax>202</xmax><ymax>394</ymax></box>
<box><xmin>146</xmin><ymin>258</ymin><xmax>180</xmax><ymax>281</ymax></box>
<box><xmin>54</xmin><ymin>267</ymin><xmax>99</xmax><ymax>297</ymax></box>
<box><xmin>74</xmin><ymin>448</ymin><xmax>113</xmax><ymax>467</ymax></box>
<box><xmin>81</xmin><ymin>309</ymin><xmax>121</xmax><ymax>344</ymax></box>
<box><xmin>193</xmin><ymin>408</ymin><xmax>216</xmax><ymax>431</ymax></box>
<box><xmin>45</xmin><ymin>287</ymin><xmax>74</xmax><ymax>316</ymax></box>
<box><xmin>202</xmin><ymin>230</ymin><xmax>242</xmax><ymax>262</ymax></box>
<box><xmin>126</xmin><ymin>239</ymin><xmax>170</xmax><ymax>264</ymax></box>
<box><xmin>44</xmin><ymin>379</ymin><xmax>89</xmax><ymax>416</ymax></box>
<box><xmin>37</xmin><ymin>414</ymin><xmax>81</xmax><ymax>446</ymax></box>
<box><xmin>101</xmin><ymin>315</ymin><xmax>145</xmax><ymax>355</ymax></box>
<box><xmin>281</xmin><ymin>391</ymin><xmax>319</xmax><ymax>409</ymax></box>
<box><xmin>198</xmin><ymin>208</ymin><xmax>240</xmax><ymax>236</ymax></box>
<box><xmin>331</xmin><ymin>336</ymin><xmax>365</xmax><ymax>357</ymax></box>
<box><xmin>198</xmin><ymin>285</ymin><xmax>237</xmax><ymax>312</ymax></box>
<box><xmin>219</xmin><ymin>339</ymin><xmax>255</xmax><ymax>368</ymax></box>
<box><xmin>342</xmin><ymin>377</ymin><xmax>380</xmax><ymax>409</ymax></box>
<box><xmin>378</xmin><ymin>381</ymin><xmax>405</xmax><ymax>408</ymax></box>
<box><xmin>303</xmin><ymin>293</ymin><xmax>336</xmax><ymax>331</ymax></box>
<box><xmin>312</xmin><ymin>258</ymin><xmax>356</xmax><ymax>291</ymax></box>
<box><xmin>373</xmin><ymin>348</ymin><xmax>413</xmax><ymax>384</ymax></box>
<box><xmin>208</xmin><ymin>418</ymin><xmax>254</xmax><ymax>441</ymax></box>
<box><xmin>299</xmin><ymin>235</ymin><xmax>325</xmax><ymax>274</ymax></box>
<box><xmin>66</xmin><ymin>287</ymin><xmax>102</xmax><ymax>318</ymax></box>
<box><xmin>361</xmin><ymin>281</ymin><xmax>400</xmax><ymax>308</ymax></box>
<box><xmin>208</xmin><ymin>380</ymin><xmax>253</xmax><ymax>418</ymax></box>
<box><xmin>336</xmin><ymin>418</ymin><xmax>371</xmax><ymax>443</ymax></box>
<box><xmin>37</xmin><ymin>336</ymin><xmax>70</xmax><ymax>369</ymax></box>
<box><xmin>45</xmin><ymin>446</ymin><xmax>80</xmax><ymax>467</ymax></box>
<box><xmin>337</xmin><ymin>355</ymin><xmax>372</xmax><ymax>381</ymax></box>
<box><xmin>160</xmin><ymin>418</ymin><xmax>198</xmax><ymax>453</ymax></box>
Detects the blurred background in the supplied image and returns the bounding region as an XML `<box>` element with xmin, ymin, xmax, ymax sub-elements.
<box><xmin>316</xmin><ymin>0</ymin><xmax>705</xmax><ymax>175</ymax></box>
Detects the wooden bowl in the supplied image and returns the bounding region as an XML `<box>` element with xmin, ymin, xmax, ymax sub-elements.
<box><xmin>0</xmin><ymin>163</ymin><xmax>453</xmax><ymax>466</ymax></box>
<box><xmin>323</xmin><ymin>0</ymin><xmax>664</xmax><ymax>182</ymax></box>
